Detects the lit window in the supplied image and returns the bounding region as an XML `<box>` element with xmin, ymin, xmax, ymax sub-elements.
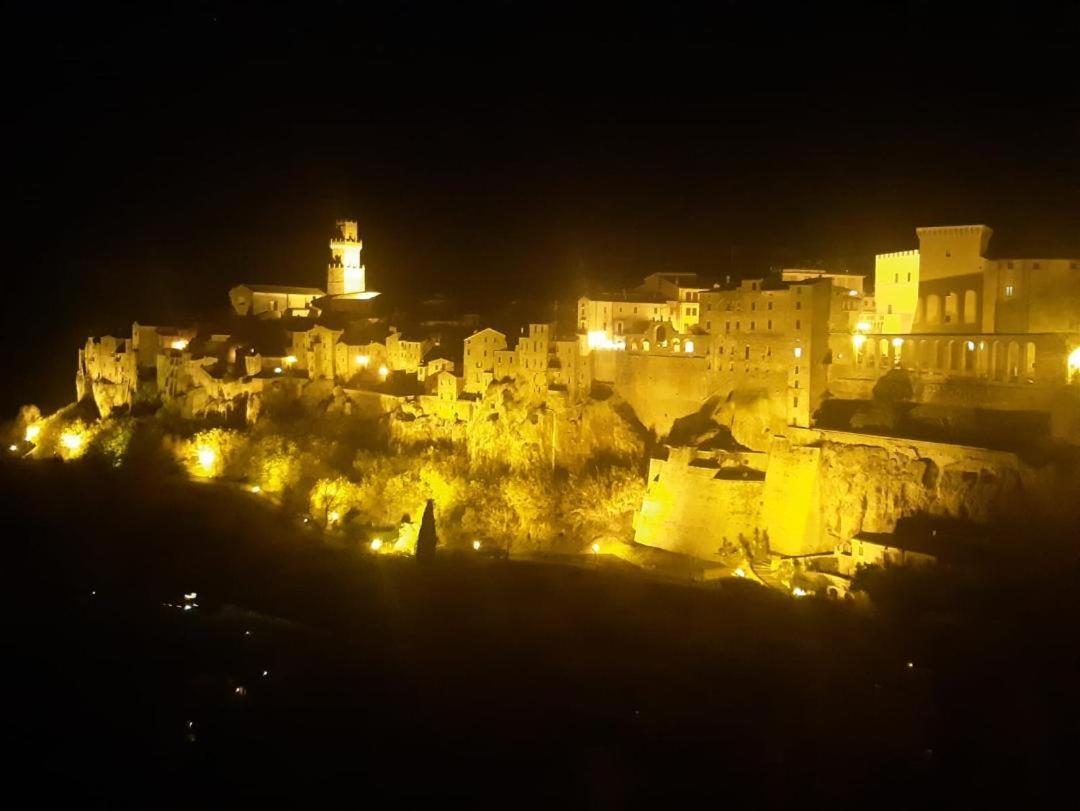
<box><xmin>1005</xmin><ymin>284</ymin><xmax>1014</xmax><ymax>297</ymax></box>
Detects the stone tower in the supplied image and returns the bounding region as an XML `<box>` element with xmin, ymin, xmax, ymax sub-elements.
<box><xmin>327</xmin><ymin>220</ymin><xmax>365</xmax><ymax>296</ymax></box>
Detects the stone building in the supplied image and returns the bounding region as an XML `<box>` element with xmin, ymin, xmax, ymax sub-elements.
<box><xmin>463</xmin><ymin>327</ymin><xmax>507</xmax><ymax>394</ymax></box>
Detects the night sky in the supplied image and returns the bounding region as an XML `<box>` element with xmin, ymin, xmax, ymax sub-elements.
<box><xmin>4</xmin><ymin>1</ymin><xmax>1079</xmax><ymax>413</ymax></box>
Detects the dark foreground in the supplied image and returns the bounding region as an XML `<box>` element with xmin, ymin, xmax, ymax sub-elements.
<box><xmin>4</xmin><ymin>461</ymin><xmax>1078</xmax><ymax>807</ymax></box>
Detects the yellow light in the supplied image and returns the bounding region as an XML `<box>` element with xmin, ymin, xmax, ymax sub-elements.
<box><xmin>378</xmin><ymin>365</ymin><xmax>389</xmax><ymax>378</ymax></box>
<box><xmin>591</xmin><ymin>542</ymin><xmax>601</xmax><ymax>555</ymax></box>
<box><xmin>848</xmin><ymin>289</ymin><xmax>858</xmax><ymax>297</ymax></box>
<box><xmin>355</xmin><ymin>354</ymin><xmax>370</xmax><ymax>367</ymax></box>
<box><xmin>793</xmin><ymin>346</ymin><xmax>802</xmax><ymax>359</ymax></box>
<box><xmin>25</xmin><ymin>424</ymin><xmax>41</xmax><ymax>442</ymax></box>
<box><xmin>792</xmin><ymin>586</ymin><xmax>809</xmax><ymax>598</ymax></box>
<box><xmin>250</xmin><ymin>485</ymin><xmax>261</xmax><ymax>493</ymax></box>
<box><xmin>284</xmin><ymin>355</ymin><xmax>297</xmax><ymax>365</ymax></box>
<box><xmin>684</xmin><ymin>340</ymin><xmax>694</xmax><ymax>353</ymax></box>
<box><xmin>892</xmin><ymin>337</ymin><xmax>904</xmax><ymax>348</ymax></box>
<box><xmin>328</xmin><ymin>510</ymin><xmax>340</xmax><ymax>523</ymax></box>
<box><xmin>274</xmin><ymin>366</ymin><xmax>283</xmax><ymax>374</ymax></box>
<box><xmin>8</xmin><ymin>444</ymin><xmax>16</xmax><ymax>452</ymax></box>
<box><xmin>472</xmin><ymin>540</ymin><xmax>481</xmax><ymax>551</ymax></box>
<box><xmin>196</xmin><ymin>445</ymin><xmax>216</xmax><ymax>472</ymax></box>
<box><xmin>733</xmin><ymin>567</ymin><xmax>746</xmax><ymax>578</ymax></box>
<box><xmin>966</xmin><ymin>340</ymin><xmax>976</xmax><ymax>351</ymax></box>
<box><xmin>60</xmin><ymin>431</ymin><xmax>84</xmax><ymax>452</ymax></box>
<box><xmin>170</xmin><ymin>339</ymin><xmax>189</xmax><ymax>351</ymax></box>
<box><xmin>370</xmin><ymin>538</ymin><xmax>383</xmax><ymax>551</ymax></box>
<box><xmin>1069</xmin><ymin>347</ymin><xmax>1080</xmax><ymax>373</ymax></box>
<box><xmin>852</xmin><ymin>334</ymin><xmax>867</xmax><ymax>350</ymax></box>
<box><xmin>856</xmin><ymin>321</ymin><xmax>871</xmax><ymax>332</ymax></box>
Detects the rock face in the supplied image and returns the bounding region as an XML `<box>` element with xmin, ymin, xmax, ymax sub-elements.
<box><xmin>636</xmin><ymin>428</ymin><xmax>1080</xmax><ymax>560</ymax></box>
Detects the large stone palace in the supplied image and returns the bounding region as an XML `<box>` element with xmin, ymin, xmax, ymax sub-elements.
<box><xmin>75</xmin><ymin>220</ymin><xmax>1080</xmax><ymax>590</ymax></box>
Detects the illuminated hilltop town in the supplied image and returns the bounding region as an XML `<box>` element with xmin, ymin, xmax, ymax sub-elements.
<box><xmin>41</xmin><ymin>220</ymin><xmax>1080</xmax><ymax>594</ymax></box>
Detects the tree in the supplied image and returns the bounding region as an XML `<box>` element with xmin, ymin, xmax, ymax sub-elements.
<box><xmin>416</xmin><ymin>498</ymin><xmax>438</xmax><ymax>562</ymax></box>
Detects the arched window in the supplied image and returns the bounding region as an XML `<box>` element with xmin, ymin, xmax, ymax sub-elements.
<box><xmin>655</xmin><ymin>325</ymin><xmax>667</xmax><ymax>346</ymax></box>
<box><xmin>642</xmin><ymin>339</ymin><xmax>650</xmax><ymax>352</ymax></box>
<box><xmin>991</xmin><ymin>341</ymin><xmax>1003</xmax><ymax>381</ymax></box>
<box><xmin>963</xmin><ymin>290</ymin><xmax>978</xmax><ymax>324</ymax></box>
<box><xmin>914</xmin><ymin>297</ymin><xmax>925</xmax><ymax>325</ymax></box>
<box><xmin>926</xmin><ymin>294</ymin><xmax>941</xmax><ymax>325</ymax></box>
<box><xmin>944</xmin><ymin>292</ymin><xmax>959</xmax><ymax>324</ymax></box>
<box><xmin>1025</xmin><ymin>342</ymin><xmax>1037</xmax><ymax>377</ymax></box>
<box><xmin>947</xmin><ymin>340</ymin><xmax>957</xmax><ymax>371</ymax></box>
<box><xmin>879</xmin><ymin>338</ymin><xmax>889</xmax><ymax>367</ymax></box>
<box><xmin>672</xmin><ymin>338</ymin><xmax>681</xmax><ymax>352</ymax></box>
<box><xmin>918</xmin><ymin>340</ymin><xmax>930</xmax><ymax>372</ymax></box>
<box><xmin>934</xmin><ymin>340</ymin><xmax>945</xmax><ymax>372</ymax></box>
<box><xmin>684</xmin><ymin>339</ymin><xmax>695</xmax><ymax>353</ymax></box>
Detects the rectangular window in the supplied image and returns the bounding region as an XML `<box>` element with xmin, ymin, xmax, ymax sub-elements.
<box><xmin>907</xmin><ymin>272</ymin><xmax>911</xmax><ymax>282</ymax></box>
<box><xmin>1005</xmin><ymin>284</ymin><xmax>1014</xmax><ymax>298</ymax></box>
<box><xmin>894</xmin><ymin>273</ymin><xmax>899</xmax><ymax>283</ymax></box>
<box><xmin>744</xmin><ymin>345</ymin><xmax>750</xmax><ymax>360</ymax></box>
<box><xmin>750</xmin><ymin>321</ymin><xmax>756</xmax><ymax>331</ymax></box>
<box><xmin>795</xmin><ymin>320</ymin><xmax>801</xmax><ymax>330</ymax></box>
<box><xmin>767</xmin><ymin>320</ymin><xmax>772</xmax><ymax>330</ymax></box>
<box><xmin>706</xmin><ymin>321</ymin><xmax>712</xmax><ymax>331</ymax></box>
<box><xmin>725</xmin><ymin>321</ymin><xmax>730</xmax><ymax>333</ymax></box>
<box><xmin>793</xmin><ymin>396</ymin><xmax>799</xmax><ymax>408</ymax></box>
<box><xmin>795</xmin><ymin>301</ymin><xmax>802</xmax><ymax>310</ymax></box>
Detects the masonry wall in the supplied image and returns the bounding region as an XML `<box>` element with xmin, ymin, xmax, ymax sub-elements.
<box><xmin>634</xmin><ymin>450</ymin><xmax>765</xmax><ymax>560</ymax></box>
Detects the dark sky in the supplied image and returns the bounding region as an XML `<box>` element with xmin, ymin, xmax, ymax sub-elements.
<box><xmin>4</xmin><ymin>1</ymin><xmax>1079</xmax><ymax>413</ymax></box>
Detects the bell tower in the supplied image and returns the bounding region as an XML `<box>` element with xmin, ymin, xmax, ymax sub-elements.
<box><xmin>327</xmin><ymin>220</ymin><xmax>365</xmax><ymax>296</ymax></box>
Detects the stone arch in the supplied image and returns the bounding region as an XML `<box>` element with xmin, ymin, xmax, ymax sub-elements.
<box><xmin>991</xmin><ymin>341</ymin><xmax>1003</xmax><ymax>381</ymax></box>
<box><xmin>926</xmin><ymin>294</ymin><xmax>941</xmax><ymax>324</ymax></box>
<box><xmin>962</xmin><ymin>340</ymin><xmax>975</xmax><ymax>374</ymax></box>
<box><xmin>963</xmin><ymin>289</ymin><xmax>978</xmax><ymax>324</ymax></box>
<box><xmin>1025</xmin><ymin>342</ymin><xmax>1037</xmax><ymax>377</ymax></box>
<box><xmin>914</xmin><ymin>297</ymin><xmax>925</xmax><ymax>325</ymax></box>
<box><xmin>976</xmin><ymin>340</ymin><xmax>989</xmax><ymax>377</ymax></box>
<box><xmin>1007</xmin><ymin>341</ymin><xmax>1020</xmax><ymax>381</ymax></box>
<box><xmin>918</xmin><ymin>339</ymin><xmax>930</xmax><ymax>371</ymax></box>
<box><xmin>934</xmin><ymin>339</ymin><xmax>944</xmax><ymax>372</ymax></box>
<box><xmin>947</xmin><ymin>339</ymin><xmax>957</xmax><ymax>371</ymax></box>
<box><xmin>879</xmin><ymin>338</ymin><xmax>890</xmax><ymax>368</ymax></box>
<box><xmin>642</xmin><ymin>339</ymin><xmax>650</xmax><ymax>352</ymax></box>
<box><xmin>672</xmin><ymin>337</ymin><xmax>681</xmax><ymax>352</ymax></box>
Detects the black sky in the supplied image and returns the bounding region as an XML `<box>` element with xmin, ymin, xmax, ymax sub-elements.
<box><xmin>3</xmin><ymin>1</ymin><xmax>1079</xmax><ymax>413</ymax></box>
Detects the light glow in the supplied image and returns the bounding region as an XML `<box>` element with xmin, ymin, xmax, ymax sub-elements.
<box><xmin>378</xmin><ymin>365</ymin><xmax>389</xmax><ymax>378</ymax></box>
<box><xmin>274</xmin><ymin>366</ymin><xmax>283</xmax><ymax>374</ymax></box>
<box><xmin>472</xmin><ymin>540</ymin><xmax>481</xmax><ymax>551</ymax></box>
<box><xmin>60</xmin><ymin>431</ymin><xmax>84</xmax><ymax>452</ymax></box>
<box><xmin>591</xmin><ymin>542</ymin><xmax>601</xmax><ymax>554</ymax></box>
<box><xmin>852</xmin><ymin>334</ymin><xmax>867</xmax><ymax>350</ymax></box>
<box><xmin>684</xmin><ymin>340</ymin><xmax>694</xmax><ymax>353</ymax></box>
<box><xmin>284</xmin><ymin>355</ymin><xmax>297</xmax><ymax>365</ymax></box>
<box><xmin>370</xmin><ymin>538</ymin><xmax>383</xmax><ymax>551</ymax></box>
<box><xmin>586</xmin><ymin>330</ymin><xmax>624</xmax><ymax>351</ymax></box>
<box><xmin>733</xmin><ymin>567</ymin><xmax>746</xmax><ymax>578</ymax></box>
<box><xmin>170</xmin><ymin>339</ymin><xmax>189</xmax><ymax>351</ymax></box>
<box><xmin>966</xmin><ymin>340</ymin><xmax>976</xmax><ymax>351</ymax></box>
<box><xmin>196</xmin><ymin>445</ymin><xmax>216</xmax><ymax>473</ymax></box>
<box><xmin>25</xmin><ymin>424</ymin><xmax>40</xmax><ymax>442</ymax></box>
<box><xmin>8</xmin><ymin>444</ymin><xmax>16</xmax><ymax>452</ymax></box>
<box><xmin>793</xmin><ymin>347</ymin><xmax>802</xmax><ymax>359</ymax></box>
<box><xmin>355</xmin><ymin>354</ymin><xmax>370</xmax><ymax>367</ymax></box>
<box><xmin>792</xmin><ymin>586</ymin><xmax>809</xmax><ymax>598</ymax></box>
<box><xmin>328</xmin><ymin>510</ymin><xmax>340</xmax><ymax>523</ymax></box>
<box><xmin>856</xmin><ymin>321</ymin><xmax>872</xmax><ymax>332</ymax></box>
<box><xmin>892</xmin><ymin>337</ymin><xmax>904</xmax><ymax>348</ymax></box>
<box><xmin>250</xmin><ymin>485</ymin><xmax>261</xmax><ymax>493</ymax></box>
<box><xmin>1069</xmin><ymin>346</ymin><xmax>1080</xmax><ymax>375</ymax></box>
